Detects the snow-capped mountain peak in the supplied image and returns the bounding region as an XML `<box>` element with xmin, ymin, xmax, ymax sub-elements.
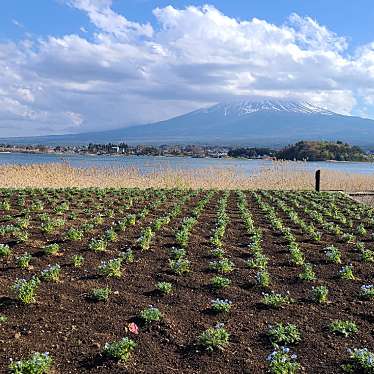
<box><xmin>199</xmin><ymin>98</ymin><xmax>335</xmax><ymax>117</ymax></box>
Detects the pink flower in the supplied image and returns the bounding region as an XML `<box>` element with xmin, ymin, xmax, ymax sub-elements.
<box><xmin>128</xmin><ymin>322</ymin><xmax>139</xmax><ymax>335</ymax></box>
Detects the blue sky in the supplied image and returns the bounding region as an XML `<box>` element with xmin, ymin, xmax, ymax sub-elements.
<box><xmin>1</xmin><ymin>0</ymin><xmax>374</xmax><ymax>136</ymax></box>
<box><xmin>3</xmin><ymin>1</ymin><xmax>374</xmax><ymax>48</ymax></box>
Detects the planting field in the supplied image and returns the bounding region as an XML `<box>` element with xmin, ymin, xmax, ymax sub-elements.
<box><xmin>1</xmin><ymin>188</ymin><xmax>374</xmax><ymax>373</ymax></box>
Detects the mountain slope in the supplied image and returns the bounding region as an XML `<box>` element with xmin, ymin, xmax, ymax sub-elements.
<box><xmin>2</xmin><ymin>98</ymin><xmax>374</xmax><ymax>147</ymax></box>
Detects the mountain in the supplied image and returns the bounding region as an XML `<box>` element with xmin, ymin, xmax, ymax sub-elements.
<box><xmin>2</xmin><ymin>98</ymin><xmax>374</xmax><ymax>147</ymax></box>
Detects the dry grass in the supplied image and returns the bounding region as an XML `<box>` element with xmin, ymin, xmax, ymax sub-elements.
<box><xmin>0</xmin><ymin>161</ymin><xmax>373</xmax><ymax>191</ymax></box>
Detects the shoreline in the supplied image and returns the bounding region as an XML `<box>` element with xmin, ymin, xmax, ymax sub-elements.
<box><xmin>0</xmin><ymin>150</ymin><xmax>372</xmax><ymax>163</ymax></box>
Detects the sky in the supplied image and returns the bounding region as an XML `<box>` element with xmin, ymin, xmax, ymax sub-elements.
<box><xmin>1</xmin><ymin>0</ymin><xmax>374</xmax><ymax>137</ymax></box>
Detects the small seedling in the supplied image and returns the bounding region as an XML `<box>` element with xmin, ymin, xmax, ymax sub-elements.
<box><xmin>329</xmin><ymin>320</ymin><xmax>358</xmax><ymax>337</ymax></box>
<box><xmin>210</xmin><ymin>276</ymin><xmax>231</xmax><ymax>289</ymax></box>
<box><xmin>119</xmin><ymin>249</ymin><xmax>134</xmax><ymax>264</ymax></box>
<box><xmin>104</xmin><ymin>337</ymin><xmax>136</xmax><ymax>362</ymax></box>
<box><xmin>156</xmin><ymin>282</ymin><xmax>173</xmax><ymax>295</ymax></box>
<box><xmin>89</xmin><ymin>238</ymin><xmax>107</xmax><ymax>252</ymax></box>
<box><xmin>12</xmin><ymin>276</ymin><xmax>41</xmax><ymax>304</ymax></box>
<box><xmin>267</xmin><ymin>346</ymin><xmax>300</xmax><ymax>374</ymax></box>
<box><xmin>256</xmin><ymin>270</ymin><xmax>271</xmax><ymax>288</ymax></box>
<box><xmin>41</xmin><ymin>264</ymin><xmax>61</xmax><ymax>282</ymax></box>
<box><xmin>312</xmin><ymin>285</ymin><xmax>329</xmax><ymax>304</ymax></box>
<box><xmin>66</xmin><ymin>228</ymin><xmax>84</xmax><ymax>241</ymax></box>
<box><xmin>267</xmin><ymin>323</ymin><xmax>301</xmax><ymax>346</ymax></box>
<box><xmin>298</xmin><ymin>263</ymin><xmax>316</xmax><ymax>282</ymax></box>
<box><xmin>140</xmin><ymin>306</ymin><xmax>162</xmax><ymax>324</ymax></box>
<box><xmin>9</xmin><ymin>352</ymin><xmax>53</xmax><ymax>374</ymax></box>
<box><xmin>211</xmin><ymin>298</ymin><xmax>232</xmax><ymax>313</ymax></box>
<box><xmin>360</xmin><ymin>284</ymin><xmax>374</xmax><ymax>299</ymax></box>
<box><xmin>0</xmin><ymin>244</ymin><xmax>11</xmax><ymax>257</ymax></box>
<box><xmin>262</xmin><ymin>292</ymin><xmax>294</xmax><ymax>309</ymax></box>
<box><xmin>325</xmin><ymin>246</ymin><xmax>342</xmax><ymax>264</ymax></box>
<box><xmin>211</xmin><ymin>248</ymin><xmax>226</xmax><ymax>259</ymax></box>
<box><xmin>17</xmin><ymin>253</ymin><xmax>32</xmax><ymax>269</ymax></box>
<box><xmin>339</xmin><ymin>265</ymin><xmax>355</xmax><ymax>280</ymax></box>
<box><xmin>209</xmin><ymin>258</ymin><xmax>234</xmax><ymax>274</ymax></box>
<box><xmin>98</xmin><ymin>258</ymin><xmax>122</xmax><ymax>278</ymax></box>
<box><xmin>71</xmin><ymin>255</ymin><xmax>84</xmax><ymax>268</ymax></box>
<box><xmin>169</xmin><ymin>258</ymin><xmax>191</xmax><ymax>275</ymax></box>
<box><xmin>90</xmin><ymin>287</ymin><xmax>111</xmax><ymax>302</ymax></box>
<box><xmin>43</xmin><ymin>243</ymin><xmax>60</xmax><ymax>256</ymax></box>
<box><xmin>198</xmin><ymin>323</ymin><xmax>230</xmax><ymax>351</ymax></box>
<box><xmin>344</xmin><ymin>348</ymin><xmax>374</xmax><ymax>373</ymax></box>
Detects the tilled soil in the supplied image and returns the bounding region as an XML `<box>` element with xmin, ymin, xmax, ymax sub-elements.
<box><xmin>1</xmin><ymin>190</ymin><xmax>374</xmax><ymax>373</ymax></box>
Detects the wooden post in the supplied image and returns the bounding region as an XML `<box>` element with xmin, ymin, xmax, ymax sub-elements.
<box><xmin>315</xmin><ymin>170</ymin><xmax>321</xmax><ymax>192</ymax></box>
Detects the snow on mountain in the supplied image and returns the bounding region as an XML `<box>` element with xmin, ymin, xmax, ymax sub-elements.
<box><xmin>3</xmin><ymin>97</ymin><xmax>374</xmax><ymax>146</ymax></box>
<box><xmin>198</xmin><ymin>98</ymin><xmax>335</xmax><ymax>117</ymax></box>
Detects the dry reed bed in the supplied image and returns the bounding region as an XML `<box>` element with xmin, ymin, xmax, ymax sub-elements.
<box><xmin>0</xmin><ymin>162</ymin><xmax>374</xmax><ymax>191</ymax></box>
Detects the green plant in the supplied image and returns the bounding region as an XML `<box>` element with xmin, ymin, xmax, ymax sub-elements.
<box><xmin>43</xmin><ymin>243</ymin><xmax>60</xmax><ymax>256</ymax></box>
<box><xmin>211</xmin><ymin>248</ymin><xmax>226</xmax><ymax>259</ymax></box>
<box><xmin>262</xmin><ymin>292</ymin><xmax>294</xmax><ymax>309</ymax></box>
<box><xmin>65</xmin><ymin>228</ymin><xmax>84</xmax><ymax>241</ymax></box>
<box><xmin>12</xmin><ymin>276</ymin><xmax>41</xmax><ymax>304</ymax></box>
<box><xmin>40</xmin><ymin>264</ymin><xmax>61</xmax><ymax>282</ymax></box>
<box><xmin>289</xmin><ymin>247</ymin><xmax>305</xmax><ymax>266</ymax></box>
<box><xmin>88</xmin><ymin>238</ymin><xmax>107</xmax><ymax>252</ymax></box>
<box><xmin>9</xmin><ymin>352</ymin><xmax>53</xmax><ymax>374</ymax></box>
<box><xmin>339</xmin><ymin>265</ymin><xmax>355</xmax><ymax>280</ymax></box>
<box><xmin>98</xmin><ymin>258</ymin><xmax>122</xmax><ymax>278</ymax></box>
<box><xmin>0</xmin><ymin>314</ymin><xmax>7</xmax><ymax>324</ymax></box>
<box><xmin>0</xmin><ymin>243</ymin><xmax>11</xmax><ymax>257</ymax></box>
<box><xmin>0</xmin><ymin>200</ymin><xmax>11</xmax><ymax>211</ymax></box>
<box><xmin>256</xmin><ymin>270</ymin><xmax>271</xmax><ymax>288</ymax></box>
<box><xmin>341</xmin><ymin>233</ymin><xmax>356</xmax><ymax>244</ymax></box>
<box><xmin>343</xmin><ymin>348</ymin><xmax>374</xmax><ymax>373</ymax></box>
<box><xmin>169</xmin><ymin>258</ymin><xmax>191</xmax><ymax>275</ymax></box>
<box><xmin>325</xmin><ymin>246</ymin><xmax>342</xmax><ymax>264</ymax></box>
<box><xmin>170</xmin><ymin>247</ymin><xmax>186</xmax><ymax>260</ymax></box>
<box><xmin>140</xmin><ymin>306</ymin><xmax>162</xmax><ymax>324</ymax></box>
<box><xmin>198</xmin><ymin>323</ymin><xmax>229</xmax><ymax>352</ymax></box>
<box><xmin>210</xmin><ymin>276</ymin><xmax>231</xmax><ymax>289</ymax></box>
<box><xmin>298</xmin><ymin>263</ymin><xmax>316</xmax><ymax>282</ymax></box>
<box><xmin>211</xmin><ymin>298</ymin><xmax>232</xmax><ymax>313</ymax></box>
<box><xmin>267</xmin><ymin>347</ymin><xmax>300</xmax><ymax>374</ymax></box>
<box><xmin>209</xmin><ymin>258</ymin><xmax>234</xmax><ymax>274</ymax></box>
<box><xmin>267</xmin><ymin>323</ymin><xmax>301</xmax><ymax>346</ymax></box>
<box><xmin>14</xmin><ymin>230</ymin><xmax>29</xmax><ymax>243</ymax></box>
<box><xmin>104</xmin><ymin>337</ymin><xmax>136</xmax><ymax>362</ymax></box>
<box><xmin>360</xmin><ymin>284</ymin><xmax>374</xmax><ymax>299</ymax></box>
<box><xmin>356</xmin><ymin>224</ymin><xmax>367</xmax><ymax>236</ymax></box>
<box><xmin>246</xmin><ymin>253</ymin><xmax>268</xmax><ymax>270</ymax></box>
<box><xmin>17</xmin><ymin>253</ymin><xmax>32</xmax><ymax>269</ymax></box>
<box><xmin>156</xmin><ymin>281</ymin><xmax>173</xmax><ymax>295</ymax></box>
<box><xmin>90</xmin><ymin>287</ymin><xmax>111</xmax><ymax>302</ymax></box>
<box><xmin>361</xmin><ymin>249</ymin><xmax>374</xmax><ymax>263</ymax></box>
<box><xmin>312</xmin><ymin>285</ymin><xmax>329</xmax><ymax>304</ymax></box>
<box><xmin>105</xmin><ymin>228</ymin><xmax>118</xmax><ymax>242</ymax></box>
<box><xmin>71</xmin><ymin>254</ymin><xmax>84</xmax><ymax>268</ymax></box>
<box><xmin>138</xmin><ymin>227</ymin><xmax>154</xmax><ymax>251</ymax></box>
<box><xmin>329</xmin><ymin>320</ymin><xmax>358</xmax><ymax>337</ymax></box>
<box><xmin>119</xmin><ymin>249</ymin><xmax>135</xmax><ymax>264</ymax></box>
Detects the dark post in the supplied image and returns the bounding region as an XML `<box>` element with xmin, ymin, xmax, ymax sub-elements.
<box><xmin>315</xmin><ymin>170</ymin><xmax>321</xmax><ymax>192</ymax></box>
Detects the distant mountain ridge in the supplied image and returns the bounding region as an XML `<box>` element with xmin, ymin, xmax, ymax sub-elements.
<box><xmin>2</xmin><ymin>97</ymin><xmax>374</xmax><ymax>147</ymax></box>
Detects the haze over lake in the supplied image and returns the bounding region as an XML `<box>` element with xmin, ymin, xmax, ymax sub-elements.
<box><xmin>1</xmin><ymin>153</ymin><xmax>374</xmax><ymax>175</ymax></box>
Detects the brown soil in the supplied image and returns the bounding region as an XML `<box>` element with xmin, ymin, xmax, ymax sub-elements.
<box><xmin>0</xmin><ymin>189</ymin><xmax>373</xmax><ymax>373</ymax></box>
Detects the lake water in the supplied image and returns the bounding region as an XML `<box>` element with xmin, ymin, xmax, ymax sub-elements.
<box><xmin>1</xmin><ymin>152</ymin><xmax>374</xmax><ymax>175</ymax></box>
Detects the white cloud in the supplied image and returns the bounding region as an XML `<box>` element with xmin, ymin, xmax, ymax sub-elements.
<box><xmin>1</xmin><ymin>2</ymin><xmax>374</xmax><ymax>136</ymax></box>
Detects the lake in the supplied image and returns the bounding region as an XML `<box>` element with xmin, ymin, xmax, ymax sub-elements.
<box><xmin>1</xmin><ymin>152</ymin><xmax>374</xmax><ymax>175</ymax></box>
